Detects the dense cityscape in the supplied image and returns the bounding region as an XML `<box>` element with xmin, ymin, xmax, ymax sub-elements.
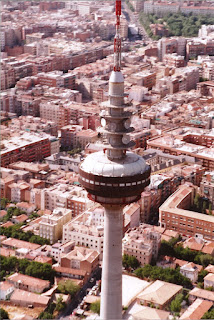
<box><xmin>1</xmin><ymin>0</ymin><xmax>214</xmax><ymax>319</ymax></box>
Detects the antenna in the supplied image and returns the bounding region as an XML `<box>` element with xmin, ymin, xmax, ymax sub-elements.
<box><xmin>114</xmin><ymin>0</ymin><xmax>122</xmax><ymax>72</ymax></box>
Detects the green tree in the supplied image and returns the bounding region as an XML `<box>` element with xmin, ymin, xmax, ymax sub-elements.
<box><xmin>200</xmin><ymin>254</ymin><xmax>214</xmax><ymax>267</ymax></box>
<box><xmin>194</xmin><ymin>193</ymin><xmax>200</xmax><ymax>211</ymax></box>
<box><xmin>170</xmin><ymin>293</ymin><xmax>184</xmax><ymax>313</ymax></box>
<box><xmin>122</xmin><ymin>254</ymin><xmax>140</xmax><ymax>270</ymax></box>
<box><xmin>18</xmin><ymin>259</ymin><xmax>30</xmax><ymax>274</ymax></box>
<box><xmin>197</xmin><ymin>282</ymin><xmax>204</xmax><ymax>288</ymax></box>
<box><xmin>202</xmin><ymin>308</ymin><xmax>214</xmax><ymax>319</ymax></box>
<box><xmin>134</xmin><ymin>265</ymin><xmax>192</xmax><ymax>288</ymax></box>
<box><xmin>198</xmin><ymin>270</ymin><xmax>208</xmax><ymax>283</ymax></box>
<box><xmin>209</xmin><ymin>203</ymin><xmax>212</xmax><ymax>215</ymax></box>
<box><xmin>0</xmin><ymin>225</ymin><xmax>49</xmax><ymax>245</ymax></box>
<box><xmin>90</xmin><ymin>300</ymin><xmax>100</xmax><ymax>314</ymax></box>
<box><xmin>25</xmin><ymin>261</ymin><xmax>55</xmax><ymax>283</ymax></box>
<box><xmin>38</xmin><ymin>311</ymin><xmax>53</xmax><ymax>319</ymax></box>
<box><xmin>0</xmin><ymin>308</ymin><xmax>10</xmax><ymax>320</ymax></box>
<box><xmin>58</xmin><ymin>280</ymin><xmax>80</xmax><ymax>298</ymax></box>
<box><xmin>0</xmin><ymin>198</ymin><xmax>10</xmax><ymax>210</ymax></box>
<box><xmin>202</xmin><ymin>201</ymin><xmax>207</xmax><ymax>214</ymax></box>
<box><xmin>55</xmin><ymin>295</ymin><xmax>66</xmax><ymax>312</ymax></box>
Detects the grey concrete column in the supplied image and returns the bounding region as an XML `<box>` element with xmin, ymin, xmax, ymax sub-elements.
<box><xmin>100</xmin><ymin>204</ymin><xmax>124</xmax><ymax>320</ymax></box>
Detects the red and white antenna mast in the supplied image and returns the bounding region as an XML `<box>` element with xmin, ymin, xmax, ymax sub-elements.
<box><xmin>114</xmin><ymin>0</ymin><xmax>122</xmax><ymax>72</ymax></box>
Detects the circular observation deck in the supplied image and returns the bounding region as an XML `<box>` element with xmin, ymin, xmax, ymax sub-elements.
<box><xmin>79</xmin><ymin>151</ymin><xmax>151</xmax><ymax>205</ymax></box>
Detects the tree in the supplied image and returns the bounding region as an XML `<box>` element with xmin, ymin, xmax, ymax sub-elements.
<box><xmin>38</xmin><ymin>311</ymin><xmax>53</xmax><ymax>319</ymax></box>
<box><xmin>198</xmin><ymin>270</ymin><xmax>208</xmax><ymax>283</ymax></box>
<box><xmin>18</xmin><ymin>259</ymin><xmax>30</xmax><ymax>274</ymax></box>
<box><xmin>194</xmin><ymin>193</ymin><xmax>200</xmax><ymax>211</ymax></box>
<box><xmin>202</xmin><ymin>308</ymin><xmax>214</xmax><ymax>319</ymax></box>
<box><xmin>209</xmin><ymin>203</ymin><xmax>212</xmax><ymax>215</ymax></box>
<box><xmin>0</xmin><ymin>308</ymin><xmax>10</xmax><ymax>320</ymax></box>
<box><xmin>90</xmin><ymin>300</ymin><xmax>100</xmax><ymax>314</ymax></box>
<box><xmin>0</xmin><ymin>198</ymin><xmax>9</xmax><ymax>210</ymax></box>
<box><xmin>170</xmin><ymin>293</ymin><xmax>183</xmax><ymax>313</ymax></box>
<box><xmin>58</xmin><ymin>280</ymin><xmax>80</xmax><ymax>298</ymax></box>
<box><xmin>122</xmin><ymin>254</ymin><xmax>140</xmax><ymax>270</ymax></box>
<box><xmin>25</xmin><ymin>261</ymin><xmax>55</xmax><ymax>283</ymax></box>
<box><xmin>55</xmin><ymin>295</ymin><xmax>66</xmax><ymax>312</ymax></box>
<box><xmin>202</xmin><ymin>201</ymin><xmax>207</xmax><ymax>214</ymax></box>
<box><xmin>200</xmin><ymin>254</ymin><xmax>214</xmax><ymax>268</ymax></box>
<box><xmin>134</xmin><ymin>265</ymin><xmax>192</xmax><ymax>288</ymax></box>
<box><xmin>0</xmin><ymin>225</ymin><xmax>50</xmax><ymax>245</ymax></box>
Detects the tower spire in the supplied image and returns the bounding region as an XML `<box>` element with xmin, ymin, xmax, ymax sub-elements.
<box><xmin>114</xmin><ymin>0</ymin><xmax>122</xmax><ymax>72</ymax></box>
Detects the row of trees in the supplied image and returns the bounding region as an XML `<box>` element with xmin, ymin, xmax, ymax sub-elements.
<box><xmin>140</xmin><ymin>12</ymin><xmax>214</xmax><ymax>38</ymax></box>
<box><xmin>0</xmin><ymin>225</ymin><xmax>49</xmax><ymax>245</ymax></box>
<box><xmin>125</xmin><ymin>0</ymin><xmax>134</xmax><ymax>12</ymax></box>
<box><xmin>134</xmin><ymin>264</ymin><xmax>192</xmax><ymax>288</ymax></box>
<box><xmin>0</xmin><ymin>255</ymin><xmax>55</xmax><ymax>284</ymax></box>
<box><xmin>139</xmin><ymin>12</ymin><xmax>154</xmax><ymax>39</ymax></box>
<box><xmin>159</xmin><ymin>238</ymin><xmax>214</xmax><ymax>267</ymax></box>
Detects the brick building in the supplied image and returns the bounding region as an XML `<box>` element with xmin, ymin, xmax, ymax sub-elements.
<box><xmin>1</xmin><ymin>133</ymin><xmax>51</xmax><ymax>167</ymax></box>
<box><xmin>159</xmin><ymin>184</ymin><xmax>214</xmax><ymax>240</ymax></box>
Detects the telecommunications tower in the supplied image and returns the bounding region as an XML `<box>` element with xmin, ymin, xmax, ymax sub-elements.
<box><xmin>79</xmin><ymin>1</ymin><xmax>151</xmax><ymax>319</ymax></box>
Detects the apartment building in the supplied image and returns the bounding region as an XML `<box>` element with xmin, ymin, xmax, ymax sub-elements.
<box><xmin>159</xmin><ymin>184</ymin><xmax>214</xmax><ymax>240</ymax></box>
<box><xmin>76</xmin><ymin>129</ymin><xmax>98</xmax><ymax>150</ymax></box>
<box><xmin>163</xmin><ymin>54</ymin><xmax>185</xmax><ymax>68</ymax></box>
<box><xmin>144</xmin><ymin>1</ymin><xmax>179</xmax><ymax>15</ymax></box>
<box><xmin>63</xmin><ymin>207</ymin><xmax>104</xmax><ymax>259</ymax></box>
<box><xmin>16</xmin><ymin>95</ymin><xmax>41</xmax><ymax>117</ymax></box>
<box><xmin>130</xmin><ymin>0</ymin><xmax>144</xmax><ymax>12</ymax></box>
<box><xmin>137</xmin><ymin>71</ymin><xmax>156</xmax><ymax>90</ymax></box>
<box><xmin>61</xmin><ymin>125</ymin><xmax>83</xmax><ymax>149</ymax></box>
<box><xmin>1</xmin><ymin>65</ymin><xmax>16</xmax><ymax>90</ymax></box>
<box><xmin>40</xmin><ymin>184</ymin><xmax>92</xmax><ymax>213</ymax></box>
<box><xmin>123</xmin><ymin>224</ymin><xmax>161</xmax><ymax>265</ymax></box>
<box><xmin>1</xmin><ymin>132</ymin><xmax>53</xmax><ymax>168</ymax></box>
<box><xmin>51</xmin><ymin>241</ymin><xmax>75</xmax><ymax>262</ymax></box>
<box><xmin>147</xmin><ymin>127</ymin><xmax>214</xmax><ymax>170</ymax></box>
<box><xmin>39</xmin><ymin>207</ymin><xmax>72</xmax><ymax>244</ymax></box>
<box><xmin>0</xmin><ymin>91</ymin><xmax>16</xmax><ymax>113</ymax></box>
<box><xmin>40</xmin><ymin>100</ymin><xmax>99</xmax><ymax>129</ymax></box>
<box><xmin>158</xmin><ymin>37</ymin><xmax>187</xmax><ymax>61</ymax></box>
<box><xmin>10</xmin><ymin>116</ymin><xmax>58</xmax><ymax>137</ymax></box>
<box><xmin>139</xmin><ymin>161</ymin><xmax>205</xmax><ymax>223</ymax></box>
<box><xmin>200</xmin><ymin>172</ymin><xmax>214</xmax><ymax>209</ymax></box>
<box><xmin>144</xmin><ymin>1</ymin><xmax>214</xmax><ymax>16</ymax></box>
<box><xmin>38</xmin><ymin>71</ymin><xmax>76</xmax><ymax>90</ymax></box>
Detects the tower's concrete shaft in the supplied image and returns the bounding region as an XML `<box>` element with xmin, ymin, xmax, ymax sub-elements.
<box><xmin>100</xmin><ymin>205</ymin><xmax>124</xmax><ymax>319</ymax></box>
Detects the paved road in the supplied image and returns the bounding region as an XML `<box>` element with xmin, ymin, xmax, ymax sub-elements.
<box><xmin>122</xmin><ymin>3</ymin><xmax>151</xmax><ymax>43</ymax></box>
<box><xmin>59</xmin><ymin>267</ymin><xmax>101</xmax><ymax>319</ymax></box>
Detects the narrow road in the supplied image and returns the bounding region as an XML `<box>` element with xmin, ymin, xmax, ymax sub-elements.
<box><xmin>59</xmin><ymin>267</ymin><xmax>101</xmax><ymax>319</ymax></box>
